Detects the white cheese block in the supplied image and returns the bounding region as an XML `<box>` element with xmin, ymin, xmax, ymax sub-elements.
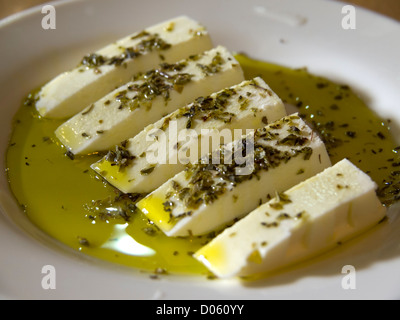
<box><xmin>194</xmin><ymin>158</ymin><xmax>386</xmax><ymax>278</ymax></box>
<box><xmin>91</xmin><ymin>77</ymin><xmax>286</xmax><ymax>194</ymax></box>
<box><xmin>36</xmin><ymin>16</ymin><xmax>213</xmax><ymax>118</ymax></box>
<box><xmin>136</xmin><ymin>114</ymin><xmax>331</xmax><ymax>237</ymax></box>
<box><xmin>55</xmin><ymin>46</ymin><xmax>244</xmax><ymax>154</ymax></box>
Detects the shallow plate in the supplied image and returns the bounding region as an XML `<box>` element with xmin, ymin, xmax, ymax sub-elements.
<box><xmin>1</xmin><ymin>0</ymin><xmax>400</xmax><ymax>299</ymax></box>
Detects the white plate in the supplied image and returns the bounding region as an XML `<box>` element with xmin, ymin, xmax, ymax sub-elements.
<box><xmin>1</xmin><ymin>0</ymin><xmax>400</xmax><ymax>300</ymax></box>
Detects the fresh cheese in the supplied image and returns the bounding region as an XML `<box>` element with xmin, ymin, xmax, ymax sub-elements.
<box><xmin>55</xmin><ymin>46</ymin><xmax>244</xmax><ymax>154</ymax></box>
<box><xmin>194</xmin><ymin>159</ymin><xmax>386</xmax><ymax>278</ymax></box>
<box><xmin>36</xmin><ymin>16</ymin><xmax>213</xmax><ymax>118</ymax></box>
<box><xmin>136</xmin><ymin>114</ymin><xmax>331</xmax><ymax>237</ymax></box>
<box><xmin>91</xmin><ymin>77</ymin><xmax>286</xmax><ymax>194</ymax></box>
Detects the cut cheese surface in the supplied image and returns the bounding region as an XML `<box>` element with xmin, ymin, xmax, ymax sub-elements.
<box><xmin>194</xmin><ymin>159</ymin><xmax>386</xmax><ymax>278</ymax></box>
<box><xmin>91</xmin><ymin>77</ymin><xmax>286</xmax><ymax>194</ymax></box>
<box><xmin>55</xmin><ymin>46</ymin><xmax>244</xmax><ymax>154</ymax></box>
<box><xmin>136</xmin><ymin>114</ymin><xmax>331</xmax><ymax>237</ymax></box>
<box><xmin>36</xmin><ymin>16</ymin><xmax>213</xmax><ymax>118</ymax></box>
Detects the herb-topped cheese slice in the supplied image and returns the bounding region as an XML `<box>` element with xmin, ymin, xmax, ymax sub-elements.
<box><xmin>55</xmin><ymin>46</ymin><xmax>244</xmax><ymax>154</ymax></box>
<box><xmin>90</xmin><ymin>77</ymin><xmax>286</xmax><ymax>193</ymax></box>
<box><xmin>194</xmin><ymin>159</ymin><xmax>386</xmax><ymax>278</ymax></box>
<box><xmin>36</xmin><ymin>16</ymin><xmax>213</xmax><ymax>118</ymax></box>
<box><xmin>136</xmin><ymin>114</ymin><xmax>331</xmax><ymax>237</ymax></box>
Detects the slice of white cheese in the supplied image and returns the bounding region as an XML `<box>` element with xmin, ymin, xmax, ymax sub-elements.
<box><xmin>136</xmin><ymin>114</ymin><xmax>331</xmax><ymax>237</ymax></box>
<box><xmin>55</xmin><ymin>46</ymin><xmax>244</xmax><ymax>154</ymax></box>
<box><xmin>36</xmin><ymin>16</ymin><xmax>213</xmax><ymax>118</ymax></box>
<box><xmin>194</xmin><ymin>158</ymin><xmax>386</xmax><ymax>278</ymax></box>
<box><xmin>91</xmin><ymin>77</ymin><xmax>287</xmax><ymax>194</ymax></box>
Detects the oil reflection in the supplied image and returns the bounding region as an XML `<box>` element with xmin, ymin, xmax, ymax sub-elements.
<box><xmin>102</xmin><ymin>223</ymin><xmax>155</xmax><ymax>256</ymax></box>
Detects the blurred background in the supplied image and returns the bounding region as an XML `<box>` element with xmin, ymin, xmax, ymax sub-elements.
<box><xmin>0</xmin><ymin>0</ymin><xmax>399</xmax><ymax>21</ymax></box>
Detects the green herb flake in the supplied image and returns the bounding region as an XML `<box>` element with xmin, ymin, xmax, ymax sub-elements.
<box><xmin>105</xmin><ymin>142</ymin><xmax>136</xmax><ymax>171</ymax></box>
<box><xmin>77</xmin><ymin>237</ymin><xmax>90</xmax><ymax>247</ymax></box>
<box><xmin>140</xmin><ymin>165</ymin><xmax>156</xmax><ymax>175</ymax></box>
